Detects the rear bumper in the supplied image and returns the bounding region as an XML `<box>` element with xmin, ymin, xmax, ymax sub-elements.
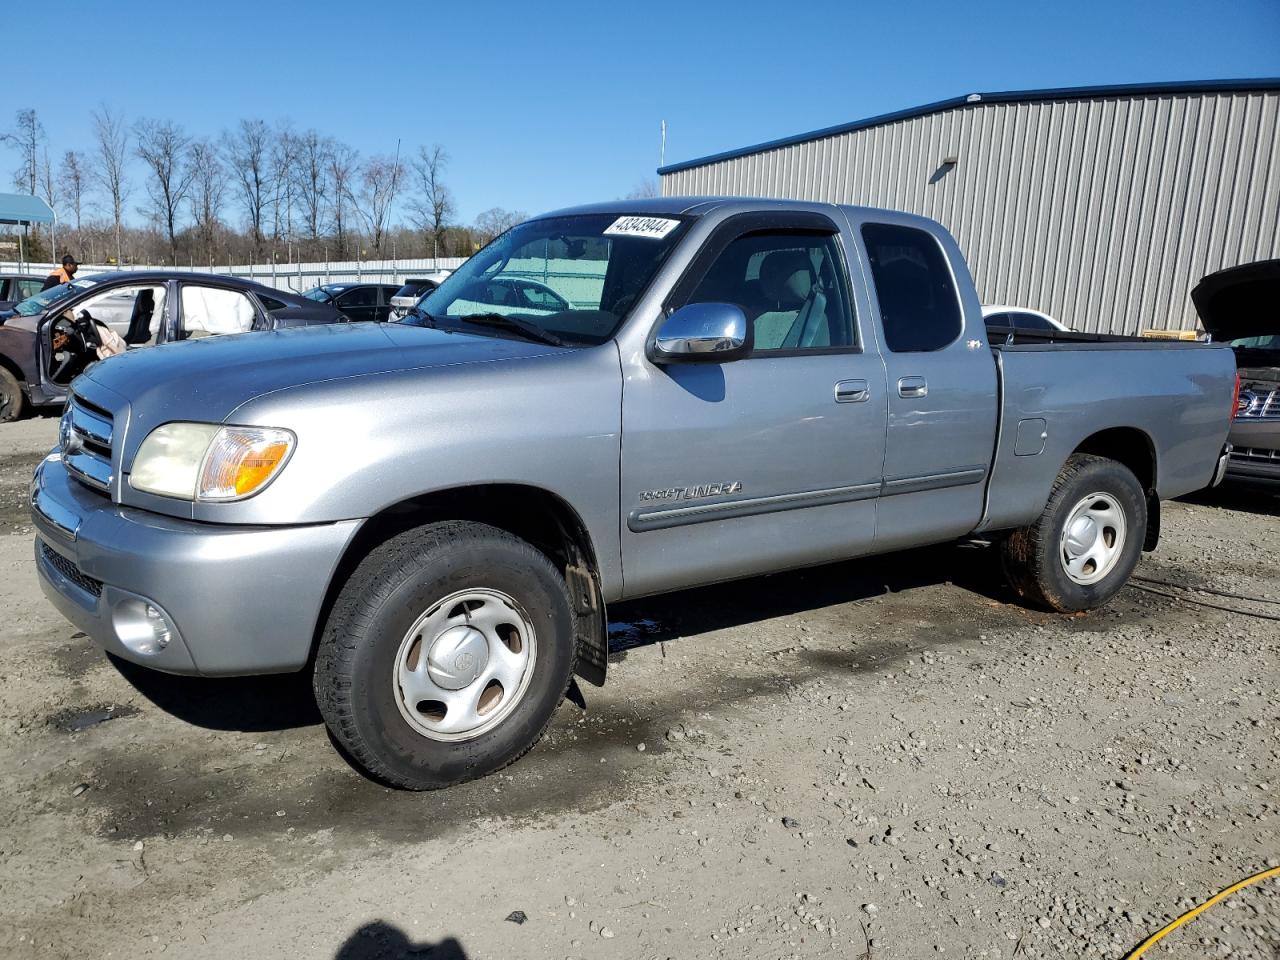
<box><xmin>32</xmin><ymin>454</ymin><xmax>362</xmax><ymax>676</ymax></box>
<box><xmin>1225</xmin><ymin>419</ymin><xmax>1280</xmax><ymax>485</ymax></box>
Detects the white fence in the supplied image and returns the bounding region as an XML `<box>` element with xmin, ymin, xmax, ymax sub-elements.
<box><xmin>0</xmin><ymin>257</ymin><xmax>469</xmax><ymax>294</ymax></box>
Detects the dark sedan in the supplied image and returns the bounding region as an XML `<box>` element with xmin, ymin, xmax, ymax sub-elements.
<box><xmin>0</xmin><ymin>271</ymin><xmax>347</xmax><ymax>421</ymax></box>
<box><xmin>0</xmin><ymin>273</ymin><xmax>43</xmax><ymax>312</ymax></box>
<box><xmin>302</xmin><ymin>283</ymin><xmax>400</xmax><ymax>323</ymax></box>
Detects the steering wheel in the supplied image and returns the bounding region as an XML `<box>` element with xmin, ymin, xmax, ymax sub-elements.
<box><xmin>73</xmin><ymin>310</ymin><xmax>104</xmax><ymax>350</ymax></box>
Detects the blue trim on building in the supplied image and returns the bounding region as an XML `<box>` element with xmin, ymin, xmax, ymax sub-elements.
<box><xmin>656</xmin><ymin>78</ymin><xmax>1280</xmax><ymax>176</ymax></box>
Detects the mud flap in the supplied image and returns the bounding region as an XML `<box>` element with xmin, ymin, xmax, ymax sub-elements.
<box><xmin>1143</xmin><ymin>493</ymin><xmax>1160</xmax><ymax>551</ymax></box>
<box><xmin>566</xmin><ymin>563</ymin><xmax>607</xmax><ymax>686</ymax></box>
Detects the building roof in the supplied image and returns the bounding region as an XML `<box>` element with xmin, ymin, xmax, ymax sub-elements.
<box><xmin>0</xmin><ymin>192</ymin><xmax>55</xmax><ymax>226</ymax></box>
<box><xmin>656</xmin><ymin>77</ymin><xmax>1280</xmax><ymax>176</ymax></box>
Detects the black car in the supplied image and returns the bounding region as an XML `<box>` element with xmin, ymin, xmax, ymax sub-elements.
<box><xmin>0</xmin><ymin>273</ymin><xmax>43</xmax><ymax>312</ymax></box>
<box><xmin>302</xmin><ymin>283</ymin><xmax>400</xmax><ymax>323</ymax></box>
<box><xmin>0</xmin><ymin>271</ymin><xmax>347</xmax><ymax>421</ymax></box>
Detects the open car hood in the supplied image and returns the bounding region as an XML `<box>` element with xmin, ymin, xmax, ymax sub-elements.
<box><xmin>1191</xmin><ymin>259</ymin><xmax>1280</xmax><ymax>341</ymax></box>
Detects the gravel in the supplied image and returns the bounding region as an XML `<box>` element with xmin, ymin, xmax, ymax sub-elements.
<box><xmin>0</xmin><ymin>417</ymin><xmax>1277</xmax><ymax>958</ymax></box>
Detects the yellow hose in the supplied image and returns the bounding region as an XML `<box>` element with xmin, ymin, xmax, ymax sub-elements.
<box><xmin>1123</xmin><ymin>865</ymin><xmax>1280</xmax><ymax>959</ymax></box>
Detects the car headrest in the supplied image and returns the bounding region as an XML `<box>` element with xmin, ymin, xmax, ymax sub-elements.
<box><xmin>759</xmin><ymin>250</ymin><xmax>813</xmax><ymax>308</ymax></box>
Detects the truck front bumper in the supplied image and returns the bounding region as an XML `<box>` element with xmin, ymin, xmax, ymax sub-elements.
<box><xmin>31</xmin><ymin>454</ymin><xmax>362</xmax><ymax>677</ymax></box>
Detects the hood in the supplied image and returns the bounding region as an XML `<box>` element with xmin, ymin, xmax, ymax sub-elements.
<box><xmin>80</xmin><ymin>322</ymin><xmax>561</xmax><ymax>425</ymax></box>
<box><xmin>1191</xmin><ymin>259</ymin><xmax>1280</xmax><ymax>341</ymax></box>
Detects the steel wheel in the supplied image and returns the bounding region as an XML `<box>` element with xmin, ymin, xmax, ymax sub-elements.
<box><xmin>392</xmin><ymin>588</ymin><xmax>537</xmax><ymax>742</ymax></box>
<box><xmin>1060</xmin><ymin>491</ymin><xmax>1127</xmax><ymax>585</ymax></box>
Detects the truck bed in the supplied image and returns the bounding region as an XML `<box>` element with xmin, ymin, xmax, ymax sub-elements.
<box><xmin>976</xmin><ymin>332</ymin><xmax>1236</xmax><ymax>534</ymax></box>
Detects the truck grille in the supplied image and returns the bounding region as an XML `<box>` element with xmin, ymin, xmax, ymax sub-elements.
<box><xmin>40</xmin><ymin>542</ymin><xmax>104</xmax><ymax>597</ymax></box>
<box><xmin>1236</xmin><ymin>384</ymin><xmax>1280</xmax><ymax>421</ymax></box>
<box><xmin>61</xmin><ymin>394</ymin><xmax>115</xmax><ymax>495</ymax></box>
<box><xmin>1229</xmin><ymin>446</ymin><xmax>1280</xmax><ymax>464</ymax></box>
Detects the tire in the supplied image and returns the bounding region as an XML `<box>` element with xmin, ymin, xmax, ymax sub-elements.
<box><xmin>1000</xmin><ymin>453</ymin><xmax>1146</xmax><ymax>613</ymax></box>
<box><xmin>0</xmin><ymin>367</ymin><xmax>26</xmax><ymax>423</ymax></box>
<box><xmin>313</xmin><ymin>521</ymin><xmax>577</xmax><ymax>790</ymax></box>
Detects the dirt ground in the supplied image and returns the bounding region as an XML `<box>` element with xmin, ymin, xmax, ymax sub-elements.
<box><xmin>0</xmin><ymin>414</ymin><xmax>1277</xmax><ymax>960</ymax></box>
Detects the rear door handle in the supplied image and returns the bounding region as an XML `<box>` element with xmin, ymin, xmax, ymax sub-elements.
<box><xmin>834</xmin><ymin>379</ymin><xmax>869</xmax><ymax>403</ymax></box>
<box><xmin>897</xmin><ymin>376</ymin><xmax>928</xmax><ymax>399</ymax></box>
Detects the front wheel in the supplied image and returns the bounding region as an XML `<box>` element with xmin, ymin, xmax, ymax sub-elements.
<box><xmin>0</xmin><ymin>367</ymin><xmax>26</xmax><ymax>423</ymax></box>
<box><xmin>314</xmin><ymin>521</ymin><xmax>577</xmax><ymax>789</ymax></box>
<box><xmin>1000</xmin><ymin>453</ymin><xmax>1146</xmax><ymax>612</ymax></box>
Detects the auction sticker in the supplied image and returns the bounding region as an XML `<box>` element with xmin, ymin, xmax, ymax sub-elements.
<box><xmin>604</xmin><ymin>216</ymin><xmax>681</xmax><ymax>239</ymax></box>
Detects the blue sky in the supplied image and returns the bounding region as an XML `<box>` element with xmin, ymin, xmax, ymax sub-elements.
<box><xmin>5</xmin><ymin>0</ymin><xmax>1279</xmax><ymax>226</ymax></box>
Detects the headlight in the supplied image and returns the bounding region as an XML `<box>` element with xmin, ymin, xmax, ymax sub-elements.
<box><xmin>130</xmin><ymin>423</ymin><xmax>295</xmax><ymax>501</ymax></box>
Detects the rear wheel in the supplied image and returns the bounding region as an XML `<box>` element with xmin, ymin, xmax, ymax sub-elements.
<box><xmin>0</xmin><ymin>367</ymin><xmax>26</xmax><ymax>423</ymax></box>
<box><xmin>313</xmin><ymin>521</ymin><xmax>576</xmax><ymax>790</ymax></box>
<box><xmin>1001</xmin><ymin>454</ymin><xmax>1146</xmax><ymax>612</ymax></box>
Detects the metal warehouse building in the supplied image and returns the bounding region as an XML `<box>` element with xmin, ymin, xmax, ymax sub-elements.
<box><xmin>658</xmin><ymin>79</ymin><xmax>1280</xmax><ymax>335</ymax></box>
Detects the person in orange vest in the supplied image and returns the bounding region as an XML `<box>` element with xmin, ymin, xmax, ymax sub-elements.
<box><xmin>41</xmin><ymin>254</ymin><xmax>80</xmax><ymax>292</ymax></box>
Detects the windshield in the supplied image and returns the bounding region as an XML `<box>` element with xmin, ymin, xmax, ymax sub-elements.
<box><xmin>303</xmin><ymin>286</ymin><xmax>334</xmax><ymax>302</ymax></box>
<box><xmin>13</xmin><ymin>278</ymin><xmax>98</xmax><ymax>317</ymax></box>
<box><xmin>409</xmin><ymin>213</ymin><xmax>690</xmax><ymax>345</ymax></box>
<box><xmin>1231</xmin><ymin>334</ymin><xmax>1280</xmax><ymax>356</ymax></box>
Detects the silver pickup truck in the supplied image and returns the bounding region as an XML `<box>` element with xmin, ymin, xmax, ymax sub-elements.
<box><xmin>32</xmin><ymin>198</ymin><xmax>1237</xmax><ymax>789</ymax></box>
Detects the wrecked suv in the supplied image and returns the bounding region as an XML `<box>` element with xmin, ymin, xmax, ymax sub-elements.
<box><xmin>33</xmin><ymin>199</ymin><xmax>1237</xmax><ymax>789</ymax></box>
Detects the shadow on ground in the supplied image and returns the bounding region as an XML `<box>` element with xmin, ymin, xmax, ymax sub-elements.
<box><xmin>1180</xmin><ymin>482</ymin><xmax>1280</xmax><ymax>517</ymax></box>
<box><xmin>107</xmin><ymin>654</ymin><xmax>321</xmax><ymax>731</ymax></box>
<box><xmin>607</xmin><ymin>539</ymin><xmax>1011</xmax><ymax>653</ymax></box>
<box><xmin>333</xmin><ymin>922</ymin><xmax>466</xmax><ymax>959</ymax></box>
<box><xmin>102</xmin><ymin>539</ymin><xmax>1012</xmax><ymax>734</ymax></box>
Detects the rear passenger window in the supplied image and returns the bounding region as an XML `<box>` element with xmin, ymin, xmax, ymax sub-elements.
<box><xmin>862</xmin><ymin>223</ymin><xmax>962</xmax><ymax>352</ymax></box>
<box><xmin>684</xmin><ymin>231</ymin><xmax>856</xmax><ymax>353</ymax></box>
<box><xmin>337</xmin><ymin>287</ymin><xmax>378</xmax><ymax>308</ymax></box>
<box><xmin>259</xmin><ymin>296</ymin><xmax>288</xmax><ymax>312</ymax></box>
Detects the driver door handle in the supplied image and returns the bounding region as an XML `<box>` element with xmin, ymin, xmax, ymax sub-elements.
<box><xmin>897</xmin><ymin>376</ymin><xmax>928</xmax><ymax>399</ymax></box>
<box><xmin>834</xmin><ymin>379</ymin><xmax>869</xmax><ymax>403</ymax></box>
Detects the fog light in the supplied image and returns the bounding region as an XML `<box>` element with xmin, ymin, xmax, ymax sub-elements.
<box><xmin>112</xmin><ymin>599</ymin><xmax>176</xmax><ymax>656</ymax></box>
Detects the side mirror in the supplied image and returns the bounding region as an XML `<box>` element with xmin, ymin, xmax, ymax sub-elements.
<box><xmin>649</xmin><ymin>302</ymin><xmax>751</xmax><ymax>363</ymax></box>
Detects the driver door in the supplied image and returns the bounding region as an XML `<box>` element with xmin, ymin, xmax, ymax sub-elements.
<box><xmin>619</xmin><ymin>212</ymin><xmax>888</xmax><ymax>598</ymax></box>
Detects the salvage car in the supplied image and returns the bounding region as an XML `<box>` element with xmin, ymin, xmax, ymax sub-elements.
<box><xmin>1193</xmin><ymin>259</ymin><xmax>1280</xmax><ymax>485</ymax></box>
<box><xmin>388</xmin><ymin>274</ymin><xmax>452</xmax><ymax>320</ymax></box>
<box><xmin>0</xmin><ymin>272</ymin><xmax>347</xmax><ymax>420</ymax></box>
<box><xmin>0</xmin><ymin>273</ymin><xmax>43</xmax><ymax>312</ymax></box>
<box><xmin>302</xmin><ymin>283</ymin><xmax>399</xmax><ymax>323</ymax></box>
<box><xmin>982</xmin><ymin>304</ymin><xmax>1069</xmax><ymax>332</ymax></box>
<box><xmin>32</xmin><ymin>198</ymin><xmax>1237</xmax><ymax>789</ymax></box>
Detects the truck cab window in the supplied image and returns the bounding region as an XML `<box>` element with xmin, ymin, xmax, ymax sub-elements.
<box><xmin>862</xmin><ymin>223</ymin><xmax>962</xmax><ymax>352</ymax></box>
<box><xmin>685</xmin><ymin>230</ymin><xmax>855</xmax><ymax>352</ymax></box>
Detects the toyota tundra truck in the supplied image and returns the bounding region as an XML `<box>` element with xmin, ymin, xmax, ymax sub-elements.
<box><xmin>32</xmin><ymin>198</ymin><xmax>1238</xmax><ymax>789</ymax></box>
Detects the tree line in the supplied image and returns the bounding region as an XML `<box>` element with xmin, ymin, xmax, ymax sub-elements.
<box><xmin>2</xmin><ymin>107</ymin><xmax>530</xmax><ymax>267</ymax></box>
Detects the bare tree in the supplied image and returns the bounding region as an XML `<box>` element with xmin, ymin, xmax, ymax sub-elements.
<box><xmin>325</xmin><ymin>140</ymin><xmax>359</xmax><ymax>260</ymax></box>
<box><xmin>91</xmin><ymin>106</ymin><xmax>131</xmax><ymax>265</ymax></box>
<box><xmin>269</xmin><ymin>123</ymin><xmax>299</xmax><ymax>252</ymax></box>
<box><xmin>354</xmin><ymin>155</ymin><xmax>403</xmax><ymax>257</ymax></box>
<box><xmin>135</xmin><ymin>118</ymin><xmax>196</xmax><ymax>264</ymax></box>
<box><xmin>409</xmin><ymin>145</ymin><xmax>455</xmax><ymax>260</ymax></box>
<box><xmin>625</xmin><ymin>177</ymin><xmax>660</xmax><ymax>199</ymax></box>
<box><xmin>58</xmin><ymin>150</ymin><xmax>90</xmax><ymax>252</ymax></box>
<box><xmin>221</xmin><ymin>119</ymin><xmax>273</xmax><ymax>262</ymax></box>
<box><xmin>473</xmin><ymin>207</ymin><xmax>526</xmax><ymax>245</ymax></box>
<box><xmin>188</xmin><ymin>139</ymin><xmax>226</xmax><ymax>264</ymax></box>
<box><xmin>38</xmin><ymin>147</ymin><xmax>58</xmax><ymax>218</ymax></box>
<box><xmin>293</xmin><ymin>130</ymin><xmax>329</xmax><ymax>247</ymax></box>
<box><xmin>2</xmin><ymin>109</ymin><xmax>44</xmax><ymax>196</ymax></box>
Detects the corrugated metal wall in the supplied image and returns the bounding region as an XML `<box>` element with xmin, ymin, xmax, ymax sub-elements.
<box><xmin>661</xmin><ymin>91</ymin><xmax>1280</xmax><ymax>334</ymax></box>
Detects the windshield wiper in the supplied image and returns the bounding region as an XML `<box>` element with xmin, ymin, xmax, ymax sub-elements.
<box><xmin>456</xmin><ymin>312</ymin><xmax>565</xmax><ymax>347</ymax></box>
<box><xmin>405</xmin><ymin>306</ymin><xmax>437</xmax><ymax>327</ymax></box>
